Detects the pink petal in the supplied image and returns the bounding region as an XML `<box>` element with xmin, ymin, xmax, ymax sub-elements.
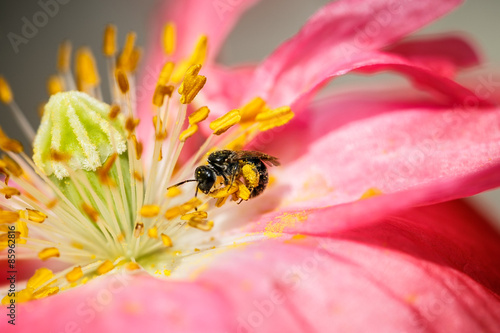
<box><xmin>198</xmin><ymin>64</ymin><xmax>256</xmax><ymax>118</ymax></box>
<box><xmin>385</xmin><ymin>34</ymin><xmax>482</xmax><ymax>77</ymax></box>
<box><xmin>7</xmin><ymin>200</ymin><xmax>499</xmax><ymax>332</ymax></box>
<box><xmin>244</xmin><ymin>0</ymin><xmax>467</xmax><ymax>107</ymax></box>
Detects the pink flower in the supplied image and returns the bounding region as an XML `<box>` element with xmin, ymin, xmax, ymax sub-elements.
<box><xmin>2</xmin><ymin>0</ymin><xmax>500</xmax><ymax>332</ymax></box>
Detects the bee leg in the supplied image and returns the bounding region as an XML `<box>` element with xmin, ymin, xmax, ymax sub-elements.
<box><xmin>237</xmin><ymin>198</ymin><xmax>244</xmax><ymax>205</ymax></box>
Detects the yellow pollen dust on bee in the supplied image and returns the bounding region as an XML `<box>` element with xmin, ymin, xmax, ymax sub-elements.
<box><xmin>0</xmin><ymin>19</ymin><xmax>294</xmax><ymax>306</ymax></box>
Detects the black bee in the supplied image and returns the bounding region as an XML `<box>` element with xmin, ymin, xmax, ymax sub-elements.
<box><xmin>168</xmin><ymin>150</ymin><xmax>280</xmax><ymax>200</ymax></box>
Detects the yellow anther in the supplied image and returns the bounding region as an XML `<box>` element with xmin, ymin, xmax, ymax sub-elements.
<box><xmin>109</xmin><ymin>104</ymin><xmax>121</xmax><ymax>119</ymax></box>
<box><xmin>103</xmin><ymin>24</ymin><xmax>117</xmax><ymax>57</ymax></box>
<box><xmin>189</xmin><ymin>35</ymin><xmax>208</xmax><ymax>66</ymax></box>
<box><xmin>134</xmin><ymin>171</ymin><xmax>142</xmax><ymax>181</ymax></box>
<box><xmin>134</xmin><ymin>222</ymin><xmax>145</xmax><ymax>238</ymax></box>
<box><xmin>209</xmin><ymin>183</ymin><xmax>239</xmax><ymax>198</ymax></box>
<box><xmin>117</xmin><ymin>233</ymin><xmax>125</xmax><ymax>243</ymax></box>
<box><xmin>0</xmin><ymin>187</ymin><xmax>20</xmax><ymax>198</ymax></box>
<box><xmin>0</xmin><ymin>134</ymin><xmax>23</xmax><ymax>153</ymax></box>
<box><xmin>32</xmin><ymin>286</ymin><xmax>59</xmax><ymax>299</ymax></box>
<box><xmin>66</xmin><ymin>266</ymin><xmax>83</xmax><ymax>283</ymax></box>
<box><xmin>181</xmin><ymin>197</ymin><xmax>202</xmax><ymax>211</ymax></box>
<box><xmin>162</xmin><ymin>22</ymin><xmax>176</xmax><ymax>55</ymax></box>
<box><xmin>140</xmin><ymin>205</ymin><xmax>160</xmax><ymax>218</ymax></box>
<box><xmin>97</xmin><ymin>153</ymin><xmax>117</xmax><ymax>186</ymax></box>
<box><xmin>240</xmin><ymin>97</ymin><xmax>267</xmax><ymax>123</ymax></box>
<box><xmin>179</xmin><ymin>64</ymin><xmax>201</xmax><ymax>91</ymax></box>
<box><xmin>97</xmin><ymin>260</ymin><xmax>114</xmax><ymax>275</ymax></box>
<box><xmin>127</xmin><ymin>47</ymin><xmax>142</xmax><ymax>72</ymax></box>
<box><xmin>164</xmin><ymin>206</ymin><xmax>182</xmax><ymax>220</ymax></box>
<box><xmin>179</xmin><ymin>124</ymin><xmax>198</xmax><ymax>142</ymax></box>
<box><xmin>126</xmin><ymin>262</ymin><xmax>141</xmax><ymax>271</ymax></box>
<box><xmin>360</xmin><ymin>187</ymin><xmax>383</xmax><ymax>200</ymax></box>
<box><xmin>161</xmin><ymin>233</ymin><xmax>173</xmax><ymax>247</ymax></box>
<box><xmin>16</xmin><ymin>220</ymin><xmax>28</xmax><ymax>244</ymax></box>
<box><xmin>189</xmin><ymin>106</ymin><xmax>210</xmax><ymax>125</ymax></box>
<box><xmin>81</xmin><ymin>203</ymin><xmax>99</xmax><ymax>222</ymax></box>
<box><xmin>46</xmin><ymin>199</ymin><xmax>58</xmax><ymax>209</ymax></box>
<box><xmin>181</xmin><ymin>211</ymin><xmax>208</xmax><ymax>221</ymax></box>
<box><xmin>38</xmin><ymin>247</ymin><xmax>60</xmax><ymax>261</ymax></box>
<box><xmin>131</xmin><ymin>135</ymin><xmax>143</xmax><ymax>159</ymax></box>
<box><xmin>215</xmin><ymin>196</ymin><xmax>229</xmax><ymax>208</ymax></box>
<box><xmin>152</xmin><ymin>84</ymin><xmax>174</xmax><ymax>107</ymax></box>
<box><xmin>147</xmin><ymin>226</ymin><xmax>158</xmax><ymax>239</ymax></box>
<box><xmin>158</xmin><ymin>62</ymin><xmax>175</xmax><ymax>86</ymax></box>
<box><xmin>117</xmin><ymin>32</ymin><xmax>137</xmax><ymax>71</ymax></box>
<box><xmin>27</xmin><ymin>268</ymin><xmax>54</xmax><ymax>289</ymax></box>
<box><xmin>125</xmin><ymin>117</ymin><xmax>140</xmax><ymax>134</ymax></box>
<box><xmin>2</xmin><ymin>155</ymin><xmax>22</xmax><ymax>177</ymax></box>
<box><xmin>0</xmin><ymin>76</ymin><xmax>13</xmax><ymax>104</ymax></box>
<box><xmin>20</xmin><ymin>209</ymin><xmax>47</xmax><ymax>223</ymax></box>
<box><xmin>241</xmin><ymin>164</ymin><xmax>259</xmax><ymax>188</ymax></box>
<box><xmin>166</xmin><ymin>186</ymin><xmax>182</xmax><ymax>197</ymax></box>
<box><xmin>256</xmin><ymin>106</ymin><xmax>294</xmax><ymax>131</ymax></box>
<box><xmin>57</xmin><ymin>40</ymin><xmax>72</xmax><ymax>73</ymax></box>
<box><xmin>179</xmin><ymin>75</ymin><xmax>206</xmax><ymax>104</ymax></box>
<box><xmin>0</xmin><ymin>210</ymin><xmax>19</xmax><ymax>223</ymax></box>
<box><xmin>237</xmin><ymin>182</ymin><xmax>251</xmax><ymax>201</ymax></box>
<box><xmin>188</xmin><ymin>219</ymin><xmax>214</xmax><ymax>232</ymax></box>
<box><xmin>46</xmin><ymin>75</ymin><xmax>64</xmax><ymax>95</ymax></box>
<box><xmin>209</xmin><ymin>109</ymin><xmax>241</xmax><ymax>135</ymax></box>
<box><xmin>115</xmin><ymin>68</ymin><xmax>129</xmax><ymax>94</ymax></box>
<box><xmin>71</xmin><ymin>241</ymin><xmax>84</xmax><ymax>249</ymax></box>
<box><xmin>75</xmin><ymin>47</ymin><xmax>100</xmax><ymax>90</ymax></box>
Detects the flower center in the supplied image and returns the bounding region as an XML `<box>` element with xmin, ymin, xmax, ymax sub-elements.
<box><xmin>0</xmin><ymin>22</ymin><xmax>293</xmax><ymax>305</ymax></box>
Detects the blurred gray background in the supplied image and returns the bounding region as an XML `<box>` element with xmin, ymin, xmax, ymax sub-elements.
<box><xmin>0</xmin><ymin>0</ymin><xmax>499</xmax><ymax>225</ymax></box>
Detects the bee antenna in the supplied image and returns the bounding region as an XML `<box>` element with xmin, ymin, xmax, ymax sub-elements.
<box><xmin>167</xmin><ymin>179</ymin><xmax>197</xmax><ymax>189</ymax></box>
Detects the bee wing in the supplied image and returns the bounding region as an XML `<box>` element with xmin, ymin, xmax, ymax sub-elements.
<box><xmin>230</xmin><ymin>150</ymin><xmax>280</xmax><ymax>166</ymax></box>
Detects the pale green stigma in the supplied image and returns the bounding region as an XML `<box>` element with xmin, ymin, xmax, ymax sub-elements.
<box><xmin>33</xmin><ymin>91</ymin><xmax>126</xmax><ymax>179</ymax></box>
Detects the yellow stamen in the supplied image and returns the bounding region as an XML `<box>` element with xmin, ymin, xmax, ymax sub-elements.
<box><xmin>115</xmin><ymin>68</ymin><xmax>129</xmax><ymax>94</ymax></box>
<box><xmin>0</xmin><ymin>210</ymin><xmax>19</xmax><ymax>223</ymax></box>
<box><xmin>189</xmin><ymin>106</ymin><xmax>210</xmax><ymax>125</ymax></box>
<box><xmin>188</xmin><ymin>219</ymin><xmax>214</xmax><ymax>232</ymax></box>
<box><xmin>65</xmin><ymin>266</ymin><xmax>83</xmax><ymax>283</ymax></box>
<box><xmin>33</xmin><ymin>286</ymin><xmax>59</xmax><ymax>299</ymax></box>
<box><xmin>256</xmin><ymin>106</ymin><xmax>294</xmax><ymax>131</ymax></box>
<box><xmin>179</xmin><ymin>124</ymin><xmax>198</xmax><ymax>142</ymax></box>
<box><xmin>209</xmin><ymin>109</ymin><xmax>241</xmax><ymax>135</ymax></box>
<box><xmin>152</xmin><ymin>84</ymin><xmax>174</xmax><ymax>107</ymax></box>
<box><xmin>75</xmin><ymin>47</ymin><xmax>100</xmax><ymax>90</ymax></box>
<box><xmin>125</xmin><ymin>117</ymin><xmax>140</xmax><ymax>135</ymax></box>
<box><xmin>132</xmin><ymin>135</ymin><xmax>143</xmax><ymax>159</ymax></box>
<box><xmin>161</xmin><ymin>233</ymin><xmax>173</xmax><ymax>247</ymax></box>
<box><xmin>134</xmin><ymin>222</ymin><xmax>144</xmax><ymax>238</ymax></box>
<box><xmin>57</xmin><ymin>40</ymin><xmax>72</xmax><ymax>73</ymax></box>
<box><xmin>28</xmin><ymin>268</ymin><xmax>54</xmax><ymax>289</ymax></box>
<box><xmin>97</xmin><ymin>153</ymin><xmax>117</xmax><ymax>186</ymax></box>
<box><xmin>181</xmin><ymin>211</ymin><xmax>208</xmax><ymax>221</ymax></box>
<box><xmin>19</xmin><ymin>209</ymin><xmax>47</xmax><ymax>223</ymax></box>
<box><xmin>189</xmin><ymin>35</ymin><xmax>208</xmax><ymax>66</ymax></box>
<box><xmin>209</xmin><ymin>183</ymin><xmax>239</xmax><ymax>198</ymax></box>
<box><xmin>0</xmin><ymin>76</ymin><xmax>13</xmax><ymax>104</ymax></box>
<box><xmin>126</xmin><ymin>262</ymin><xmax>141</xmax><ymax>271</ymax></box>
<box><xmin>46</xmin><ymin>75</ymin><xmax>64</xmax><ymax>95</ymax></box>
<box><xmin>140</xmin><ymin>205</ymin><xmax>160</xmax><ymax>218</ymax></box>
<box><xmin>0</xmin><ymin>187</ymin><xmax>20</xmax><ymax>198</ymax></box>
<box><xmin>166</xmin><ymin>186</ymin><xmax>182</xmax><ymax>197</ymax></box>
<box><xmin>16</xmin><ymin>220</ymin><xmax>28</xmax><ymax>244</ymax></box>
<box><xmin>103</xmin><ymin>24</ymin><xmax>117</xmax><ymax>57</ymax></box>
<box><xmin>147</xmin><ymin>226</ymin><xmax>158</xmax><ymax>239</ymax></box>
<box><xmin>162</xmin><ymin>22</ymin><xmax>176</xmax><ymax>55</ymax></box>
<box><xmin>2</xmin><ymin>155</ymin><xmax>23</xmax><ymax>177</ymax></box>
<box><xmin>158</xmin><ymin>62</ymin><xmax>175</xmax><ymax>86</ymax></box>
<box><xmin>38</xmin><ymin>247</ymin><xmax>60</xmax><ymax>261</ymax></box>
<box><xmin>240</xmin><ymin>97</ymin><xmax>267</xmax><ymax>123</ymax></box>
<box><xmin>179</xmin><ymin>76</ymin><xmax>206</xmax><ymax>104</ymax></box>
<box><xmin>81</xmin><ymin>203</ymin><xmax>99</xmax><ymax>222</ymax></box>
<box><xmin>109</xmin><ymin>104</ymin><xmax>121</xmax><ymax>119</ymax></box>
<box><xmin>97</xmin><ymin>260</ymin><xmax>114</xmax><ymax>275</ymax></box>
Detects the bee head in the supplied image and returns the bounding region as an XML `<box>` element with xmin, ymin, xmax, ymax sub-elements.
<box><xmin>195</xmin><ymin>165</ymin><xmax>217</xmax><ymax>194</ymax></box>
